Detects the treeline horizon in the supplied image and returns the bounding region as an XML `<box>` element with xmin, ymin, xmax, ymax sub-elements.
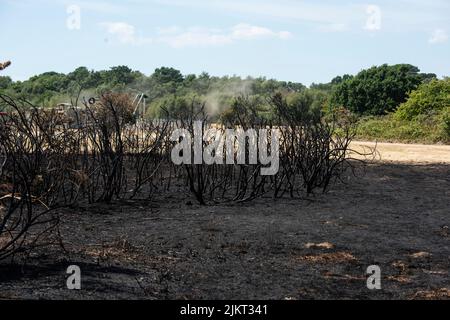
<box><xmin>0</xmin><ymin>63</ymin><xmax>449</xmax><ymax>143</ymax></box>
<box><xmin>0</xmin><ymin>63</ymin><xmax>442</xmax><ymax>109</ymax></box>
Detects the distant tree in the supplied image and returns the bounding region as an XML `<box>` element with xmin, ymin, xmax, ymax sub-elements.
<box><xmin>67</xmin><ymin>67</ymin><xmax>90</xmax><ymax>86</ymax></box>
<box><xmin>285</xmin><ymin>90</ymin><xmax>325</xmax><ymax>123</ymax></box>
<box><xmin>87</xmin><ymin>70</ymin><xmax>104</xmax><ymax>88</ymax></box>
<box><xmin>310</xmin><ymin>82</ymin><xmax>333</xmax><ymax>92</ymax></box>
<box><xmin>331</xmin><ymin>74</ymin><xmax>353</xmax><ymax>85</ymax></box>
<box><xmin>0</xmin><ymin>76</ymin><xmax>12</xmax><ymax>89</ymax></box>
<box><xmin>184</xmin><ymin>74</ymin><xmax>197</xmax><ymax>84</ymax></box>
<box><xmin>286</xmin><ymin>81</ymin><xmax>306</xmax><ymax>92</ymax></box>
<box><xmin>22</xmin><ymin>72</ymin><xmax>68</xmax><ymax>95</ymax></box>
<box><xmin>150</xmin><ymin>67</ymin><xmax>184</xmax><ymax>94</ymax></box>
<box><xmin>261</xmin><ymin>79</ymin><xmax>280</xmax><ymax>93</ymax></box>
<box><xmin>152</xmin><ymin>67</ymin><xmax>184</xmax><ymax>84</ymax></box>
<box><xmin>331</xmin><ymin>64</ymin><xmax>436</xmax><ymax>115</ymax></box>
<box><xmin>108</xmin><ymin>65</ymin><xmax>139</xmax><ymax>86</ymax></box>
<box><xmin>310</xmin><ymin>75</ymin><xmax>351</xmax><ymax>93</ymax></box>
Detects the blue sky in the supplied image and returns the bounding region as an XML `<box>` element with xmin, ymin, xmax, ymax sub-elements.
<box><xmin>1</xmin><ymin>0</ymin><xmax>449</xmax><ymax>85</ymax></box>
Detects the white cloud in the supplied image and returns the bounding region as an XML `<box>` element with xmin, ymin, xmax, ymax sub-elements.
<box><xmin>100</xmin><ymin>22</ymin><xmax>291</xmax><ymax>48</ymax></box>
<box><xmin>429</xmin><ymin>29</ymin><xmax>448</xmax><ymax>44</ymax></box>
<box><xmin>100</xmin><ymin>22</ymin><xmax>152</xmax><ymax>45</ymax></box>
<box><xmin>160</xmin><ymin>24</ymin><xmax>292</xmax><ymax>48</ymax></box>
<box><xmin>231</xmin><ymin>23</ymin><xmax>292</xmax><ymax>40</ymax></box>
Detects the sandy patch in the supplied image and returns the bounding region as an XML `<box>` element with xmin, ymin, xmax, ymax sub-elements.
<box><xmin>350</xmin><ymin>141</ymin><xmax>450</xmax><ymax>164</ymax></box>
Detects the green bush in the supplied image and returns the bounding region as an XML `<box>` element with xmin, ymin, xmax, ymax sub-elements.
<box><xmin>440</xmin><ymin>106</ymin><xmax>450</xmax><ymax>138</ymax></box>
<box><xmin>356</xmin><ymin>114</ymin><xmax>449</xmax><ymax>144</ymax></box>
<box><xmin>396</xmin><ymin>78</ymin><xmax>450</xmax><ymax>120</ymax></box>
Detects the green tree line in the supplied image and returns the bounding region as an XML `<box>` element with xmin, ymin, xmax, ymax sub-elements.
<box><xmin>0</xmin><ymin>64</ymin><xmax>448</xmax><ymax>142</ymax></box>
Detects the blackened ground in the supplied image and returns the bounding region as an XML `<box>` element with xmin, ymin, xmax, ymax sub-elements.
<box><xmin>0</xmin><ymin>162</ymin><xmax>449</xmax><ymax>300</ymax></box>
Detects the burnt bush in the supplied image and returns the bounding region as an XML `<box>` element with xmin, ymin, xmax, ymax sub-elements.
<box><xmin>270</xmin><ymin>93</ymin><xmax>358</xmax><ymax>196</ymax></box>
<box><xmin>167</xmin><ymin>97</ymin><xmax>275</xmax><ymax>204</ymax></box>
<box><xmin>0</xmin><ymin>96</ymin><xmax>67</xmax><ymax>261</ymax></box>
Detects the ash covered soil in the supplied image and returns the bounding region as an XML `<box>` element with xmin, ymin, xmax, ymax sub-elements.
<box><xmin>0</xmin><ymin>162</ymin><xmax>449</xmax><ymax>300</ymax></box>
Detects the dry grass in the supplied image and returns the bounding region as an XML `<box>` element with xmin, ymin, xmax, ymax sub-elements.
<box><xmin>392</xmin><ymin>261</ymin><xmax>409</xmax><ymax>274</ymax></box>
<box><xmin>322</xmin><ymin>272</ymin><xmax>365</xmax><ymax>281</ymax></box>
<box><xmin>304</xmin><ymin>242</ymin><xmax>334</xmax><ymax>249</ymax></box>
<box><xmin>409</xmin><ymin>251</ymin><xmax>432</xmax><ymax>259</ymax></box>
<box><xmin>411</xmin><ymin>288</ymin><xmax>450</xmax><ymax>300</ymax></box>
<box><xmin>295</xmin><ymin>252</ymin><xmax>357</xmax><ymax>264</ymax></box>
<box><xmin>83</xmin><ymin>237</ymin><xmax>141</xmax><ymax>263</ymax></box>
<box><xmin>387</xmin><ymin>275</ymin><xmax>412</xmax><ymax>283</ymax></box>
